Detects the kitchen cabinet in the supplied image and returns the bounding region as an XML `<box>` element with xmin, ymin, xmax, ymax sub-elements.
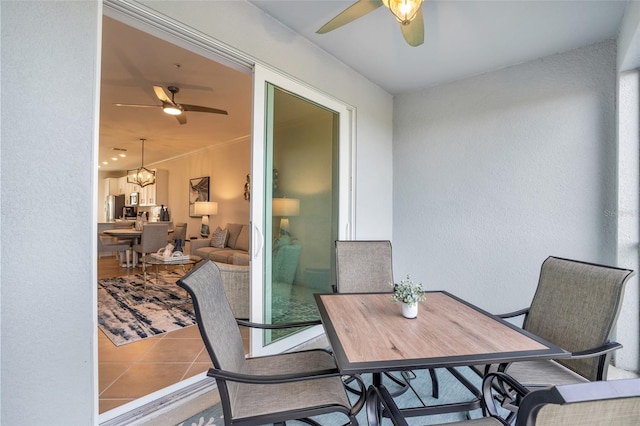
<box><xmin>104</xmin><ymin>178</ymin><xmax>121</xmax><ymax>196</ymax></box>
<box><xmin>138</xmin><ymin>169</ymin><xmax>168</xmax><ymax>206</ymax></box>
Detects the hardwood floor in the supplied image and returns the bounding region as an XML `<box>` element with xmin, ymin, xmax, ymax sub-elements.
<box><xmin>97</xmin><ymin>254</ymin><xmax>249</xmax><ymax>414</ymax></box>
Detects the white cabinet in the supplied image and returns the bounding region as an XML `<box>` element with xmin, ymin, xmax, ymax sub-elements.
<box><xmin>104</xmin><ymin>178</ymin><xmax>121</xmax><ymax>195</ymax></box>
<box><xmin>138</xmin><ymin>169</ymin><xmax>168</xmax><ymax>206</ymax></box>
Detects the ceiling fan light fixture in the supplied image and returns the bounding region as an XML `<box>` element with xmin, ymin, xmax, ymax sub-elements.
<box><xmin>127</xmin><ymin>138</ymin><xmax>156</xmax><ymax>188</ymax></box>
<box><xmin>382</xmin><ymin>0</ymin><xmax>423</xmax><ymax>25</ymax></box>
<box><xmin>162</xmin><ymin>104</ymin><xmax>182</xmax><ymax>115</ymax></box>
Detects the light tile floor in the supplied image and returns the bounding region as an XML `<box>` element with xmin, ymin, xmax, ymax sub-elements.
<box><xmin>97</xmin><ymin>255</ymin><xmax>249</xmax><ymax>414</ymax></box>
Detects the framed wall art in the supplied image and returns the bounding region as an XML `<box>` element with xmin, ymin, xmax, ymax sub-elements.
<box><xmin>189</xmin><ymin>176</ymin><xmax>210</xmax><ymax>217</ymax></box>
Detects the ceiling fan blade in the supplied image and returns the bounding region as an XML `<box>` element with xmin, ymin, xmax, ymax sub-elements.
<box><xmin>114</xmin><ymin>103</ymin><xmax>159</xmax><ymax>108</ymax></box>
<box><xmin>153</xmin><ymin>85</ymin><xmax>173</xmax><ymax>103</ymax></box>
<box><xmin>317</xmin><ymin>0</ymin><xmax>383</xmax><ymax>34</ymax></box>
<box><xmin>181</xmin><ymin>104</ymin><xmax>229</xmax><ymax>115</ymax></box>
<box><xmin>400</xmin><ymin>7</ymin><xmax>424</xmax><ymax>47</ymax></box>
<box><xmin>175</xmin><ymin>114</ymin><xmax>187</xmax><ymax>125</ymax></box>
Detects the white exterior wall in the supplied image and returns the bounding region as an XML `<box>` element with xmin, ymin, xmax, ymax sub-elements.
<box><xmin>1</xmin><ymin>1</ymin><xmax>103</xmax><ymax>424</ymax></box>
<box><xmin>0</xmin><ymin>1</ymin><xmax>393</xmax><ymax>423</ymax></box>
<box><xmin>393</xmin><ymin>41</ymin><xmax>638</xmax><ymax>366</ymax></box>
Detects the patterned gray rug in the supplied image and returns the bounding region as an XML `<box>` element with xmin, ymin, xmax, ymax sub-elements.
<box><xmin>98</xmin><ymin>270</ymin><xmax>195</xmax><ymax>346</ymax></box>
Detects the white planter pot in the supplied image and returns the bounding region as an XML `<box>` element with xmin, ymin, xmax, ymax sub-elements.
<box><xmin>402</xmin><ymin>302</ymin><xmax>418</xmax><ymax>319</ymax></box>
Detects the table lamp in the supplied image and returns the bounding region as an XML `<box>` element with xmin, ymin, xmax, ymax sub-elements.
<box><xmin>272</xmin><ymin>197</ymin><xmax>300</xmax><ymax>238</ymax></box>
<box><xmin>194</xmin><ymin>201</ymin><xmax>218</xmax><ymax>238</ymax></box>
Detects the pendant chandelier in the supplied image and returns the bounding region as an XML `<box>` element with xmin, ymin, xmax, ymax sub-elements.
<box><xmin>127</xmin><ymin>138</ymin><xmax>156</xmax><ymax>188</ymax></box>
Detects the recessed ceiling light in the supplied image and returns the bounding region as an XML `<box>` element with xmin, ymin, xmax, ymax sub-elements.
<box><xmin>111</xmin><ymin>157</ymin><xmax>118</xmax><ymax>161</ymax></box>
<box><xmin>102</xmin><ymin>161</ymin><xmax>108</xmax><ymax>165</ymax></box>
<box><xmin>119</xmin><ymin>153</ymin><xmax>126</xmax><ymax>158</ymax></box>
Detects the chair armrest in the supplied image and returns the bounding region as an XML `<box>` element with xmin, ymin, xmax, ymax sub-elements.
<box><xmin>570</xmin><ymin>341</ymin><xmax>622</xmax><ymax>359</ymax></box>
<box><xmin>497</xmin><ymin>308</ymin><xmax>529</xmax><ymax>319</ymax></box>
<box><xmin>207</xmin><ymin>366</ymin><xmax>343</xmax><ymax>385</ymax></box>
<box><xmin>236</xmin><ymin>319</ymin><xmax>322</xmax><ymax>329</ymax></box>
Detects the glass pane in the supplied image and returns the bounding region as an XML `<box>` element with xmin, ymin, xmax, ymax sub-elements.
<box><xmin>264</xmin><ymin>84</ymin><xmax>339</xmax><ymax>344</ymax></box>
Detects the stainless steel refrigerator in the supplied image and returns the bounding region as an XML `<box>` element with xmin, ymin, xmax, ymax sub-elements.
<box><xmin>105</xmin><ymin>194</ymin><xmax>125</xmax><ymax>222</ymax></box>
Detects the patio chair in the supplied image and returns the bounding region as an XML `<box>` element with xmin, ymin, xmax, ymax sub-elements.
<box><xmin>478</xmin><ymin>256</ymin><xmax>634</xmax><ymax>389</ymax></box>
<box><xmin>177</xmin><ymin>260</ymin><xmax>365</xmax><ymax>425</ymax></box>
<box><xmin>335</xmin><ymin>240</ymin><xmax>438</xmax><ymax>398</ymax></box>
<box><xmin>367</xmin><ymin>373</ymin><xmax>640</xmax><ymax>426</ymax></box>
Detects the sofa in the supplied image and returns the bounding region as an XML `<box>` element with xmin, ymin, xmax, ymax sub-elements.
<box><xmin>190</xmin><ymin>223</ymin><xmax>250</xmax><ymax>265</ymax></box>
<box><xmin>215</xmin><ymin>261</ymin><xmax>249</xmax><ymax>319</ymax></box>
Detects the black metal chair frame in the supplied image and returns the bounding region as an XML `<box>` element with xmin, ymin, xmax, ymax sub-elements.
<box><xmin>178</xmin><ymin>261</ymin><xmax>366</xmax><ymax>426</ymax></box>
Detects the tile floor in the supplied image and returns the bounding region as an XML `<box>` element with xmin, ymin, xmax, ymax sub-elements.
<box><xmin>97</xmin><ymin>255</ymin><xmax>249</xmax><ymax>414</ymax></box>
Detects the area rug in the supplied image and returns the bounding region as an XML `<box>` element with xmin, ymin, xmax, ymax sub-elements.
<box><xmin>176</xmin><ymin>367</ymin><xmax>486</xmax><ymax>426</ymax></box>
<box><xmin>98</xmin><ymin>270</ymin><xmax>196</xmax><ymax>346</ymax></box>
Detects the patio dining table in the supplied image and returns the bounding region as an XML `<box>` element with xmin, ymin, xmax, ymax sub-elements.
<box><xmin>314</xmin><ymin>291</ymin><xmax>570</xmax><ymax>418</ymax></box>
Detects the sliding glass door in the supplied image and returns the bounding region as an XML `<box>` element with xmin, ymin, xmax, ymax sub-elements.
<box><xmin>250</xmin><ymin>65</ymin><xmax>353</xmax><ymax>356</ymax></box>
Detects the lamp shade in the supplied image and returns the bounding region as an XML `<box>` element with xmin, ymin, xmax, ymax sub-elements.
<box><xmin>194</xmin><ymin>201</ymin><xmax>218</xmax><ymax>216</ymax></box>
<box><xmin>272</xmin><ymin>198</ymin><xmax>300</xmax><ymax>217</ymax></box>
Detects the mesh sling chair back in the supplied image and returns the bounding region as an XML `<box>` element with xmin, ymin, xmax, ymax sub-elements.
<box><xmin>335</xmin><ymin>240</ymin><xmax>395</xmax><ymax>293</ymax></box>
<box><xmin>367</xmin><ymin>374</ymin><xmax>640</xmax><ymax>426</ymax></box>
<box><xmin>335</xmin><ymin>240</ymin><xmax>438</xmax><ymax>398</ymax></box>
<box><xmin>491</xmin><ymin>256</ymin><xmax>635</xmax><ymax>388</ymax></box>
<box><xmin>177</xmin><ymin>260</ymin><xmax>364</xmax><ymax>426</ymax></box>
<box><xmin>473</xmin><ymin>255</ymin><xmax>635</xmax><ymax>413</ymax></box>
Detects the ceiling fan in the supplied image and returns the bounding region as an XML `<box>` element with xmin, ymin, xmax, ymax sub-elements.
<box><xmin>317</xmin><ymin>0</ymin><xmax>424</xmax><ymax>47</ymax></box>
<box><xmin>114</xmin><ymin>85</ymin><xmax>228</xmax><ymax>125</ymax></box>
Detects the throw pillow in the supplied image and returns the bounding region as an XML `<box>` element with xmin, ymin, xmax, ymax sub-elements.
<box><xmin>210</xmin><ymin>226</ymin><xmax>229</xmax><ymax>248</ymax></box>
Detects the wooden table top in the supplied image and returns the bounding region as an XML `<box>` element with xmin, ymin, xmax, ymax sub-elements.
<box><xmin>103</xmin><ymin>228</ymin><xmax>141</xmax><ymax>237</ymax></box>
<box><xmin>315</xmin><ymin>291</ymin><xmax>569</xmax><ymax>375</ymax></box>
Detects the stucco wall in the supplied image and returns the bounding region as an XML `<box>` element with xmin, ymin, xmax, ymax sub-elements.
<box><xmin>1</xmin><ymin>1</ymin><xmax>102</xmax><ymax>424</ymax></box>
<box><xmin>393</xmin><ymin>40</ymin><xmax>639</xmax><ymax>367</ymax></box>
<box><xmin>0</xmin><ymin>1</ymin><xmax>393</xmax><ymax>423</ymax></box>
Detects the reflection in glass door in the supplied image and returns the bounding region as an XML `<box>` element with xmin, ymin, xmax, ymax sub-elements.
<box><xmin>250</xmin><ymin>64</ymin><xmax>353</xmax><ymax>356</ymax></box>
<box><xmin>263</xmin><ymin>85</ymin><xmax>340</xmax><ymax>344</ymax></box>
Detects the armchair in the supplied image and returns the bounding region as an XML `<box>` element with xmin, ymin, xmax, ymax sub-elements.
<box><xmin>367</xmin><ymin>373</ymin><xmax>640</xmax><ymax>426</ymax></box>
<box><xmin>177</xmin><ymin>260</ymin><xmax>365</xmax><ymax>425</ymax></box>
<box><xmin>477</xmin><ymin>256</ymin><xmax>634</xmax><ymax>388</ymax></box>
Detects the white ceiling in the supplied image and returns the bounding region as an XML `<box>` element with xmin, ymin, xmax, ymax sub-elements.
<box><xmin>249</xmin><ymin>0</ymin><xmax>628</xmax><ymax>94</ymax></box>
<box><xmin>99</xmin><ymin>17</ymin><xmax>252</xmax><ymax>172</ymax></box>
<box><xmin>100</xmin><ymin>1</ymin><xmax>629</xmax><ymax>172</ymax></box>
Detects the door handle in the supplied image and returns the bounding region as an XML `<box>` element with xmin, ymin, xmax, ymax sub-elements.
<box><xmin>253</xmin><ymin>225</ymin><xmax>263</xmax><ymax>258</ymax></box>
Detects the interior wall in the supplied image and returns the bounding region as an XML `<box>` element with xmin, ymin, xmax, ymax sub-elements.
<box><xmin>393</xmin><ymin>40</ymin><xmax>626</xmax><ymax>351</ymax></box>
<box><xmin>153</xmin><ymin>138</ymin><xmax>251</xmax><ymax>237</ymax></box>
<box><xmin>1</xmin><ymin>1</ymin><xmax>102</xmax><ymax>424</ymax></box>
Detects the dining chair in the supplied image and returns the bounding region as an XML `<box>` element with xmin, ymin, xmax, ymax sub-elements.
<box><xmin>479</xmin><ymin>256</ymin><xmax>634</xmax><ymax>385</ymax></box>
<box><xmin>367</xmin><ymin>373</ymin><xmax>640</xmax><ymax>426</ymax></box>
<box><xmin>169</xmin><ymin>222</ymin><xmax>187</xmax><ymax>251</ymax></box>
<box><xmin>177</xmin><ymin>260</ymin><xmax>365</xmax><ymax>426</ymax></box>
<box><xmin>335</xmin><ymin>240</ymin><xmax>438</xmax><ymax>399</ymax></box>
<box><xmin>97</xmin><ymin>232</ymin><xmax>131</xmax><ymax>266</ymax></box>
<box><xmin>132</xmin><ymin>222</ymin><xmax>170</xmax><ymax>268</ymax></box>
<box><xmin>474</xmin><ymin>256</ymin><xmax>634</xmax><ymax>420</ymax></box>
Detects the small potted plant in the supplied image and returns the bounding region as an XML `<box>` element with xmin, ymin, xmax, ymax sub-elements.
<box><xmin>392</xmin><ymin>274</ymin><xmax>426</xmax><ymax>318</ymax></box>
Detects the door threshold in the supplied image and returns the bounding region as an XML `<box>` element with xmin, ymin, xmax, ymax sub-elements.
<box><xmin>99</xmin><ymin>375</ymin><xmax>217</xmax><ymax>426</ymax></box>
